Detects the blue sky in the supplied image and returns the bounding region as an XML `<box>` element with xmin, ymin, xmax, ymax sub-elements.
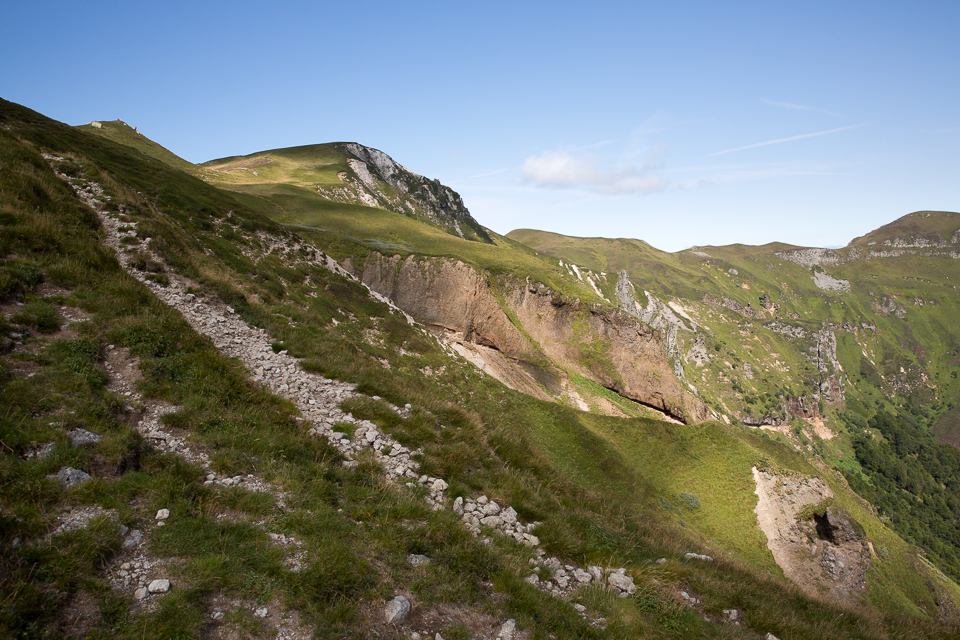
<box><xmin>3</xmin><ymin>1</ymin><xmax>958</xmax><ymax>251</ymax></box>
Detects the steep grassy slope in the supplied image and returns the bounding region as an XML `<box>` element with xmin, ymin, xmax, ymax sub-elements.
<box><xmin>77</xmin><ymin>119</ymin><xmax>196</xmax><ymax>174</ymax></box>
<box><xmin>3</xmin><ymin>98</ymin><xmax>960</xmax><ymax>637</ymax></box>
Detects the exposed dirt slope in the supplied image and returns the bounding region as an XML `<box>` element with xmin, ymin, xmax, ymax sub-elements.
<box><xmin>753</xmin><ymin>467</ymin><xmax>870</xmax><ymax>602</ymax></box>
<box><xmin>350</xmin><ymin>253</ymin><xmax>707</xmax><ymax>423</ymax></box>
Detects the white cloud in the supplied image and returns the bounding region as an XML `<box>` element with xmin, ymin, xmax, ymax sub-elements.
<box><xmin>520</xmin><ymin>147</ymin><xmax>669</xmax><ymax>195</ymax></box>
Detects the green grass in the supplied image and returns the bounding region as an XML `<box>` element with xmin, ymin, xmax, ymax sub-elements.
<box><xmin>76</xmin><ymin>120</ymin><xmax>197</xmax><ymax>174</ymax></box>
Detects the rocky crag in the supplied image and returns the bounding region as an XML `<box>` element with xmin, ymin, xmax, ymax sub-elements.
<box><xmin>318</xmin><ymin>143</ymin><xmax>492</xmax><ymax>244</ymax></box>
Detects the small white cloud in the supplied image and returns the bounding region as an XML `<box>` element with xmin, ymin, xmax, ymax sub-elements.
<box><xmin>520</xmin><ymin>147</ymin><xmax>669</xmax><ymax>195</ymax></box>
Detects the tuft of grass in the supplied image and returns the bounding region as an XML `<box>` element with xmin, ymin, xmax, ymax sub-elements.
<box><xmin>11</xmin><ymin>299</ymin><xmax>63</xmax><ymax>333</ymax></box>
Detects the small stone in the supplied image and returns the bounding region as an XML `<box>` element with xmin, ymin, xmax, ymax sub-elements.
<box><xmin>573</xmin><ymin>568</ymin><xmax>592</xmax><ymax>583</ymax></box>
<box><xmin>453</xmin><ymin>496</ymin><xmax>464</xmax><ymax>514</ymax></box>
<box><xmin>764</xmin><ymin>635</ymin><xmax>780</xmax><ymax>640</ymax></box>
<box><xmin>480</xmin><ymin>515</ymin><xmax>501</xmax><ymax>528</ymax></box>
<box><xmin>254</xmin><ymin>607</ymin><xmax>268</xmax><ymax>618</ymax></box>
<box><xmin>607</xmin><ymin>568</ymin><xmax>636</xmax><ymax>595</ymax></box>
<box><xmin>430</xmin><ymin>479</ymin><xmax>448</xmax><ymax>492</ymax></box>
<box><xmin>573</xmin><ymin>603</ymin><xmax>586</xmax><ymax>613</ymax></box>
<box><xmin>656</xmin><ymin>558</ymin><xmax>667</xmax><ymax>564</ymax></box>
<box><xmin>122</xmin><ymin>529</ymin><xmax>143</xmax><ymax>548</ymax></box>
<box><xmin>48</xmin><ymin>466</ymin><xmax>92</xmax><ymax>487</ymax></box>
<box><xmin>134</xmin><ymin>587</ymin><xmax>148</xmax><ymax>600</ymax></box>
<box><xmin>684</xmin><ymin>552</ymin><xmax>714</xmax><ymax>562</ymax></box>
<box><xmin>407</xmin><ymin>554</ymin><xmax>431</xmax><ymax>566</ymax></box>
<box><xmin>147</xmin><ymin>579</ymin><xmax>170</xmax><ymax>594</ymax></box>
<box><xmin>524</xmin><ymin>574</ymin><xmax>539</xmax><ymax>585</ymax></box>
<box><xmin>212</xmin><ymin>611</ymin><xmax>224</xmax><ymax>620</ymax></box>
<box><xmin>155</xmin><ymin>509</ymin><xmax>170</xmax><ymax>520</ymax></box>
<box><xmin>383</xmin><ymin>595</ymin><xmax>411</xmax><ymax>624</ymax></box>
<box><xmin>498</xmin><ymin>619</ymin><xmax>516</xmax><ymax>640</ymax></box>
<box><xmin>69</xmin><ymin>428</ymin><xmax>101</xmax><ymax>446</ymax></box>
<box><xmin>723</xmin><ymin>609</ymin><xmax>739</xmax><ymax>621</ymax></box>
<box><xmin>587</xmin><ymin>565</ymin><xmax>604</xmax><ymax>582</ymax></box>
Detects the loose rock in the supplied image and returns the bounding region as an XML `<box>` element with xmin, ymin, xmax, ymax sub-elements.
<box><xmin>147</xmin><ymin>579</ymin><xmax>170</xmax><ymax>594</ymax></box>
<box><xmin>383</xmin><ymin>595</ymin><xmax>411</xmax><ymax>624</ymax></box>
<box><xmin>48</xmin><ymin>466</ymin><xmax>91</xmax><ymax>487</ymax></box>
<box><xmin>607</xmin><ymin>568</ymin><xmax>636</xmax><ymax>595</ymax></box>
<box><xmin>69</xmin><ymin>428</ymin><xmax>101</xmax><ymax>446</ymax></box>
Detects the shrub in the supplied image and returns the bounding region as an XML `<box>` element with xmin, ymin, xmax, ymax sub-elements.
<box><xmin>679</xmin><ymin>492</ymin><xmax>701</xmax><ymax>510</ymax></box>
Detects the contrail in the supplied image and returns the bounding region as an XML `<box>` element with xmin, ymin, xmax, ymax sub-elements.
<box><xmin>710</xmin><ymin>124</ymin><xmax>863</xmax><ymax>156</ymax></box>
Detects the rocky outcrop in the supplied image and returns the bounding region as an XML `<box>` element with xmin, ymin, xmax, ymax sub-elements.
<box><xmin>777</xmin><ymin>248</ymin><xmax>846</xmax><ymax>268</ymax></box>
<box><xmin>812</xmin><ymin>329</ymin><xmax>844</xmax><ymax>403</ymax></box>
<box><xmin>812</xmin><ymin>270</ymin><xmax>850</xmax><ymax>292</ymax></box>
<box><xmin>353</xmin><ymin>254</ymin><xmax>708</xmax><ymax>423</ymax></box>
<box><xmin>320</xmin><ymin>143</ymin><xmax>492</xmax><ymax>244</ymax></box>
<box><xmin>350</xmin><ymin>254</ymin><xmax>536</xmax><ymax>359</ymax></box>
<box><xmin>508</xmin><ymin>285</ymin><xmax>706</xmax><ymax>422</ymax></box>
<box><xmin>615</xmin><ymin>270</ymin><xmax>639</xmax><ymax>315</ymax></box>
<box><xmin>615</xmin><ymin>271</ymin><xmax>692</xmax><ymax>381</ymax></box>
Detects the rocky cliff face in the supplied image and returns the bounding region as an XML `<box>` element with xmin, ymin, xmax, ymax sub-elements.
<box><xmin>506</xmin><ymin>284</ymin><xmax>707</xmax><ymax>422</ymax></box>
<box><xmin>317</xmin><ymin>143</ymin><xmax>493</xmax><ymax>244</ymax></box>
<box><xmin>349</xmin><ymin>253</ymin><xmax>707</xmax><ymax>423</ymax></box>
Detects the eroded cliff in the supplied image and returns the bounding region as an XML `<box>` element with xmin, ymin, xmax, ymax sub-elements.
<box><xmin>348</xmin><ymin>252</ymin><xmax>707</xmax><ymax>423</ymax></box>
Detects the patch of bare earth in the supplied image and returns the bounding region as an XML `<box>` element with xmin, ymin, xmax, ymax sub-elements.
<box><xmin>202</xmin><ymin>594</ymin><xmax>312</xmax><ymax>640</ymax></box>
<box><xmin>370</xmin><ymin>601</ymin><xmax>526</xmax><ymax>640</ymax></box>
<box><xmin>752</xmin><ymin>467</ymin><xmax>869</xmax><ymax>602</ymax></box>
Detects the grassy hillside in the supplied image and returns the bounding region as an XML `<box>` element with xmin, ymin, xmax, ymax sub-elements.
<box><xmin>3</xmin><ymin>97</ymin><xmax>960</xmax><ymax>638</ymax></box>
<box><xmin>850</xmin><ymin>210</ymin><xmax>960</xmax><ymax>247</ymax></box>
<box><xmin>507</xmin><ymin>217</ymin><xmax>960</xmax><ymax>589</ymax></box>
<box><xmin>76</xmin><ymin>120</ymin><xmax>196</xmax><ymax>174</ymax></box>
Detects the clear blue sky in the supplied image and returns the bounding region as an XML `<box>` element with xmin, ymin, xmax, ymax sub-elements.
<box><xmin>3</xmin><ymin>1</ymin><xmax>958</xmax><ymax>251</ymax></box>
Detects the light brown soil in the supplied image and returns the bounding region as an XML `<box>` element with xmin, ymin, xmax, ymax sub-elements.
<box><xmin>753</xmin><ymin>467</ymin><xmax>869</xmax><ymax>602</ymax></box>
